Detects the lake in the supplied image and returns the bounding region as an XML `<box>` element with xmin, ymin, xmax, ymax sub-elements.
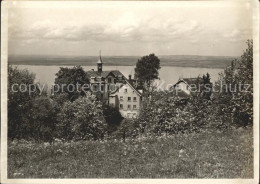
<box><xmin>15</xmin><ymin>65</ymin><xmax>223</xmax><ymax>90</ymax></box>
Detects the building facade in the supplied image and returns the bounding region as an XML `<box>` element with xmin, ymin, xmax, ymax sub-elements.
<box><xmin>87</xmin><ymin>53</ymin><xmax>142</xmax><ymax>118</ymax></box>
<box><xmin>86</xmin><ymin>53</ymin><xmax>126</xmax><ymax>102</ymax></box>
<box><xmin>109</xmin><ymin>80</ymin><xmax>142</xmax><ymax>119</ymax></box>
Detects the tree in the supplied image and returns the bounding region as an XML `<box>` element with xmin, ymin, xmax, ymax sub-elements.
<box><xmin>201</xmin><ymin>73</ymin><xmax>213</xmax><ymax>100</ymax></box>
<box><xmin>54</xmin><ymin>66</ymin><xmax>90</xmax><ymax>101</ymax></box>
<box><xmin>138</xmin><ymin>91</ymin><xmax>209</xmax><ymax>135</ymax></box>
<box><xmin>57</xmin><ymin>92</ymin><xmax>106</xmax><ymax>140</ymax></box>
<box><xmin>134</xmin><ymin>54</ymin><xmax>161</xmax><ymax>90</ymax></box>
<box><xmin>214</xmin><ymin>39</ymin><xmax>253</xmax><ymax>127</ymax></box>
<box><xmin>103</xmin><ymin>104</ymin><xmax>124</xmax><ymax>133</ymax></box>
<box><xmin>27</xmin><ymin>96</ymin><xmax>58</xmax><ymax>142</ymax></box>
<box><xmin>8</xmin><ymin>65</ymin><xmax>39</xmax><ymax>139</ymax></box>
<box><xmin>232</xmin><ymin>40</ymin><xmax>253</xmax><ymax>126</ymax></box>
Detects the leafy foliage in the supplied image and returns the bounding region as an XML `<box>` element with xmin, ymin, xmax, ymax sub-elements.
<box><xmin>136</xmin><ymin>91</ymin><xmax>209</xmax><ymax>135</ymax></box>
<box><xmin>57</xmin><ymin>93</ymin><xmax>106</xmax><ymax>140</ymax></box>
<box><xmin>200</xmin><ymin>73</ymin><xmax>213</xmax><ymax>100</ymax></box>
<box><xmin>27</xmin><ymin>97</ymin><xmax>58</xmax><ymax>142</ymax></box>
<box><xmin>54</xmin><ymin>66</ymin><xmax>90</xmax><ymax>101</ymax></box>
<box><xmin>103</xmin><ymin>104</ymin><xmax>124</xmax><ymax>134</ymax></box>
<box><xmin>8</xmin><ymin>66</ymin><xmax>40</xmax><ymax>139</ymax></box>
<box><xmin>214</xmin><ymin>40</ymin><xmax>253</xmax><ymax>127</ymax></box>
<box><xmin>134</xmin><ymin>53</ymin><xmax>161</xmax><ymax>89</ymax></box>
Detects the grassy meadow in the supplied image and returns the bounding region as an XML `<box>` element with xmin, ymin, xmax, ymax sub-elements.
<box><xmin>8</xmin><ymin>127</ymin><xmax>253</xmax><ymax>178</ymax></box>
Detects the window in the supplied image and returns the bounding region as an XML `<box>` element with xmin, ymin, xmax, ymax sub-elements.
<box><xmin>133</xmin><ymin>105</ymin><xmax>137</xmax><ymax>109</ymax></box>
<box><xmin>108</xmin><ymin>78</ymin><xmax>112</xmax><ymax>83</ymax></box>
<box><xmin>101</xmin><ymin>85</ymin><xmax>104</xmax><ymax>91</ymax></box>
<box><xmin>128</xmin><ymin>97</ymin><xmax>131</xmax><ymax>101</ymax></box>
<box><xmin>127</xmin><ymin>105</ymin><xmax>131</xmax><ymax>110</ymax></box>
<box><xmin>93</xmin><ymin>85</ymin><xmax>98</xmax><ymax>92</ymax></box>
<box><xmin>124</xmin><ymin>89</ymin><xmax>127</xmax><ymax>93</ymax></box>
<box><xmin>120</xmin><ymin>104</ymin><xmax>123</xmax><ymax>109</ymax></box>
<box><xmin>120</xmin><ymin>96</ymin><xmax>123</xmax><ymax>101</ymax></box>
<box><xmin>133</xmin><ymin>97</ymin><xmax>137</xmax><ymax>101</ymax></box>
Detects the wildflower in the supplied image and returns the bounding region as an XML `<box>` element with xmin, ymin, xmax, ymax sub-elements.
<box><xmin>179</xmin><ymin>149</ymin><xmax>189</xmax><ymax>158</ymax></box>
<box><xmin>13</xmin><ymin>173</ymin><xmax>24</xmax><ymax>177</ymax></box>
<box><xmin>44</xmin><ymin>142</ymin><xmax>50</xmax><ymax>147</ymax></box>
<box><xmin>56</xmin><ymin>149</ymin><xmax>63</xmax><ymax>154</ymax></box>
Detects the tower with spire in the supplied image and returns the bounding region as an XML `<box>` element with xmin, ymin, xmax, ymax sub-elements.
<box><xmin>97</xmin><ymin>50</ymin><xmax>103</xmax><ymax>73</ymax></box>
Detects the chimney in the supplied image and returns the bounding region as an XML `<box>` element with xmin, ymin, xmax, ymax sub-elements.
<box><xmin>129</xmin><ymin>74</ymin><xmax>132</xmax><ymax>80</ymax></box>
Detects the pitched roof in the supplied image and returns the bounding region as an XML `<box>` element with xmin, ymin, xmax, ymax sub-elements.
<box><xmin>86</xmin><ymin>70</ymin><xmax>125</xmax><ymax>79</ymax></box>
<box><xmin>182</xmin><ymin>78</ymin><xmax>203</xmax><ymax>86</ymax></box>
<box><xmin>109</xmin><ymin>79</ymin><xmax>142</xmax><ymax>96</ymax></box>
<box><xmin>125</xmin><ymin>80</ymin><xmax>142</xmax><ymax>96</ymax></box>
<box><xmin>173</xmin><ymin>77</ymin><xmax>203</xmax><ymax>88</ymax></box>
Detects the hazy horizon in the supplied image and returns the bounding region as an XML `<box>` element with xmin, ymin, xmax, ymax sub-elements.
<box><xmin>8</xmin><ymin>54</ymin><xmax>240</xmax><ymax>58</ymax></box>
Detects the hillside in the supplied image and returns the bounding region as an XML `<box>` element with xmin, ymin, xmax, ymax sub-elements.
<box><xmin>8</xmin><ymin>55</ymin><xmax>237</xmax><ymax>69</ymax></box>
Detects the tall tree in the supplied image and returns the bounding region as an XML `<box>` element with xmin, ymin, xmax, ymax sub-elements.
<box><xmin>201</xmin><ymin>73</ymin><xmax>213</xmax><ymax>100</ymax></box>
<box><xmin>8</xmin><ymin>65</ymin><xmax>39</xmax><ymax>139</ymax></box>
<box><xmin>134</xmin><ymin>54</ymin><xmax>161</xmax><ymax>90</ymax></box>
<box><xmin>232</xmin><ymin>40</ymin><xmax>253</xmax><ymax>126</ymax></box>
<box><xmin>54</xmin><ymin>66</ymin><xmax>90</xmax><ymax>101</ymax></box>
<box><xmin>214</xmin><ymin>39</ymin><xmax>253</xmax><ymax>127</ymax></box>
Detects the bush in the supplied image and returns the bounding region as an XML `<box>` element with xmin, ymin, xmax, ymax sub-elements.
<box><xmin>54</xmin><ymin>66</ymin><xmax>90</xmax><ymax>101</ymax></box>
<box><xmin>8</xmin><ymin>65</ymin><xmax>41</xmax><ymax>139</ymax></box>
<box><xmin>109</xmin><ymin>119</ymin><xmax>141</xmax><ymax>141</ymax></box>
<box><xmin>27</xmin><ymin>97</ymin><xmax>58</xmax><ymax>142</ymax></box>
<box><xmin>103</xmin><ymin>104</ymin><xmax>124</xmax><ymax>134</ymax></box>
<box><xmin>57</xmin><ymin>92</ymin><xmax>106</xmax><ymax>140</ymax></box>
<box><xmin>214</xmin><ymin>40</ymin><xmax>253</xmax><ymax>127</ymax></box>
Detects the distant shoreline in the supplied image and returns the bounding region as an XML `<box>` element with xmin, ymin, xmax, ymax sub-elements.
<box><xmin>9</xmin><ymin>63</ymin><xmax>227</xmax><ymax>69</ymax></box>
<box><xmin>8</xmin><ymin>55</ymin><xmax>237</xmax><ymax>69</ymax></box>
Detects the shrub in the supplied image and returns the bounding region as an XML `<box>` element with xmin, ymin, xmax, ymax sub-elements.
<box><xmin>54</xmin><ymin>66</ymin><xmax>90</xmax><ymax>101</ymax></box>
<box><xmin>57</xmin><ymin>92</ymin><xmax>106</xmax><ymax>140</ymax></box>
<box><xmin>8</xmin><ymin>65</ymin><xmax>41</xmax><ymax>139</ymax></box>
<box><xmin>103</xmin><ymin>104</ymin><xmax>124</xmax><ymax>134</ymax></box>
<box><xmin>213</xmin><ymin>40</ymin><xmax>253</xmax><ymax>127</ymax></box>
<box><xmin>27</xmin><ymin>97</ymin><xmax>58</xmax><ymax>142</ymax></box>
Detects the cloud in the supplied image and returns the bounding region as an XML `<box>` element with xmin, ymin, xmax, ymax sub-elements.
<box><xmin>222</xmin><ymin>28</ymin><xmax>252</xmax><ymax>42</ymax></box>
<box><xmin>9</xmin><ymin>14</ymin><xmax>204</xmax><ymax>43</ymax></box>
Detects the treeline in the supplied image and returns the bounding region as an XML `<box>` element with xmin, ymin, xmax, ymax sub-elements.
<box><xmin>8</xmin><ymin>40</ymin><xmax>253</xmax><ymax>142</ymax></box>
<box><xmin>126</xmin><ymin>40</ymin><xmax>253</xmax><ymax>137</ymax></box>
<box><xmin>8</xmin><ymin>66</ymin><xmax>123</xmax><ymax>142</ymax></box>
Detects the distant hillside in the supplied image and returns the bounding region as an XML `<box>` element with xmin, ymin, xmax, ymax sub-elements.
<box><xmin>8</xmin><ymin>55</ymin><xmax>238</xmax><ymax>69</ymax></box>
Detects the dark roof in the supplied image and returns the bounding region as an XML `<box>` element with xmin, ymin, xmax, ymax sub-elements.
<box><xmin>127</xmin><ymin>79</ymin><xmax>143</xmax><ymax>90</ymax></box>
<box><xmin>86</xmin><ymin>70</ymin><xmax>126</xmax><ymax>79</ymax></box>
<box><xmin>173</xmin><ymin>77</ymin><xmax>203</xmax><ymax>88</ymax></box>
<box><xmin>109</xmin><ymin>79</ymin><xmax>142</xmax><ymax>96</ymax></box>
<box><xmin>182</xmin><ymin>78</ymin><xmax>203</xmax><ymax>85</ymax></box>
<box><xmin>125</xmin><ymin>80</ymin><xmax>142</xmax><ymax>96</ymax></box>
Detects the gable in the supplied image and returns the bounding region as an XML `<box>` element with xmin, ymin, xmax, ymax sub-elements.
<box><xmin>119</xmin><ymin>81</ymin><xmax>142</xmax><ymax>96</ymax></box>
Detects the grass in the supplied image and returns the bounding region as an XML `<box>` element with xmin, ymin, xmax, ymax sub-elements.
<box><xmin>8</xmin><ymin>127</ymin><xmax>253</xmax><ymax>178</ymax></box>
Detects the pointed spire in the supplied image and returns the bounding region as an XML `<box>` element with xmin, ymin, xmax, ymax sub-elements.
<box><xmin>97</xmin><ymin>50</ymin><xmax>103</xmax><ymax>64</ymax></box>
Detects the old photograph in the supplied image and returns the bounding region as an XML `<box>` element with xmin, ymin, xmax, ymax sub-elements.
<box><xmin>1</xmin><ymin>0</ymin><xmax>259</xmax><ymax>183</ymax></box>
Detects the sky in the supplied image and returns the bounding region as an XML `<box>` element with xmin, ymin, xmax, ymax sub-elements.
<box><xmin>8</xmin><ymin>1</ymin><xmax>253</xmax><ymax>57</ymax></box>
